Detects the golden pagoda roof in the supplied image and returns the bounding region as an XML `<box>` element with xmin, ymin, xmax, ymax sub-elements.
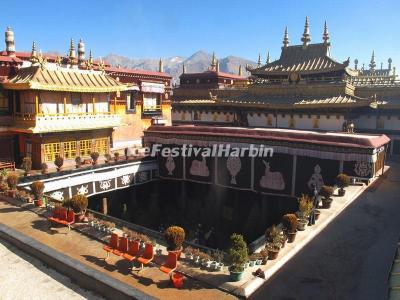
<box><xmin>2</xmin><ymin>65</ymin><xmax>127</xmax><ymax>93</ymax></box>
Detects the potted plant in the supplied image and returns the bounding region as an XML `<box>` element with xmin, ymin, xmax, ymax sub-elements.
<box><xmin>265</xmin><ymin>225</ymin><xmax>281</xmax><ymax>259</ymax></box>
<box><xmin>41</xmin><ymin>163</ymin><xmax>48</xmax><ymax>175</ymax></box>
<box><xmin>54</xmin><ymin>155</ymin><xmax>64</xmax><ymax>172</ymax></box>
<box><xmin>0</xmin><ymin>169</ymin><xmax>7</xmax><ymax>183</ymax></box>
<box><xmin>104</xmin><ymin>154</ymin><xmax>112</xmax><ymax>163</ymax></box>
<box><xmin>6</xmin><ymin>174</ymin><xmax>18</xmax><ymax>197</ymax></box>
<box><xmin>192</xmin><ymin>248</ymin><xmax>201</xmax><ymax>265</ymax></box>
<box><xmin>228</xmin><ymin>233</ymin><xmax>248</xmax><ymax>282</ymax></box>
<box><xmin>248</xmin><ymin>253</ymin><xmax>259</xmax><ymax>267</ymax></box>
<box><xmin>315</xmin><ymin>209</ymin><xmax>321</xmax><ymax>221</ymax></box>
<box><xmin>320</xmin><ymin>185</ymin><xmax>334</xmax><ymax>208</ymax></box>
<box><xmin>336</xmin><ymin>173</ymin><xmax>350</xmax><ymax>196</ymax></box>
<box><xmin>21</xmin><ymin>157</ymin><xmax>32</xmax><ymax>176</ymax></box>
<box><xmin>210</xmin><ymin>249</ymin><xmax>224</xmax><ymax>271</ymax></box>
<box><xmin>90</xmin><ymin>152</ymin><xmax>99</xmax><ymax>166</ymax></box>
<box><xmin>184</xmin><ymin>246</ymin><xmax>195</xmax><ymax>260</ymax></box>
<box><xmin>280</xmin><ymin>232</ymin><xmax>288</xmax><ymax>248</ymax></box>
<box><xmin>114</xmin><ymin>152</ymin><xmax>120</xmax><ymax>162</ymax></box>
<box><xmin>75</xmin><ymin>157</ymin><xmax>82</xmax><ymax>168</ymax></box>
<box><xmin>199</xmin><ymin>252</ymin><xmax>212</xmax><ymax>269</ymax></box>
<box><xmin>66</xmin><ymin>194</ymin><xmax>88</xmax><ymax>222</ymax></box>
<box><xmin>164</xmin><ymin>226</ymin><xmax>185</xmax><ymax>259</ymax></box>
<box><xmin>30</xmin><ymin>181</ymin><xmax>45</xmax><ymax>207</ymax></box>
<box><xmin>297</xmin><ymin>194</ymin><xmax>312</xmax><ymax>230</ymax></box>
<box><xmin>282</xmin><ymin>213</ymin><xmax>298</xmax><ymax>243</ymax></box>
<box><xmin>260</xmin><ymin>249</ymin><xmax>268</xmax><ymax>265</ymax></box>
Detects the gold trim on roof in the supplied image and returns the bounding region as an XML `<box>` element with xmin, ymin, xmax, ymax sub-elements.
<box><xmin>3</xmin><ymin>66</ymin><xmax>127</xmax><ymax>93</ymax></box>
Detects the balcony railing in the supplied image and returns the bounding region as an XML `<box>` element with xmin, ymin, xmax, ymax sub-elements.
<box><xmin>13</xmin><ymin>112</ymin><xmax>121</xmax><ymax>133</ymax></box>
<box><xmin>142</xmin><ymin>105</ymin><xmax>162</xmax><ymax>116</ymax></box>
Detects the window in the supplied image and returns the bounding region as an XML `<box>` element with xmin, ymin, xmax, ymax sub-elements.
<box><xmin>94</xmin><ymin>138</ymin><xmax>108</xmax><ymax>155</ymax></box>
<box><xmin>126</xmin><ymin>92</ymin><xmax>136</xmax><ymax>112</ymax></box>
<box><xmin>44</xmin><ymin>143</ymin><xmax>61</xmax><ymax>162</ymax></box>
<box><xmin>80</xmin><ymin>139</ymin><xmax>92</xmax><ymax>157</ymax></box>
<box><xmin>64</xmin><ymin>141</ymin><xmax>77</xmax><ymax>159</ymax></box>
<box><xmin>143</xmin><ymin>94</ymin><xmax>159</xmax><ymax>111</ymax></box>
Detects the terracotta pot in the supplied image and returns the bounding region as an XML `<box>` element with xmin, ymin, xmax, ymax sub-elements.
<box><xmin>34</xmin><ymin>199</ymin><xmax>43</xmax><ymax>207</ymax></box>
<box><xmin>268</xmin><ymin>249</ymin><xmax>279</xmax><ymax>260</ymax></box>
<box><xmin>287</xmin><ymin>231</ymin><xmax>297</xmax><ymax>243</ymax></box>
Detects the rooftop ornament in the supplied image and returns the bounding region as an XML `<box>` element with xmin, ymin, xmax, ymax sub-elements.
<box><xmin>30</xmin><ymin>41</ymin><xmax>39</xmax><ymax>64</ymax></box>
<box><xmin>322</xmin><ymin>21</ymin><xmax>330</xmax><ymax>45</ymax></box>
<box><xmin>282</xmin><ymin>26</ymin><xmax>289</xmax><ymax>48</ymax></box>
<box><xmin>301</xmin><ymin>16</ymin><xmax>311</xmax><ymax>48</ymax></box>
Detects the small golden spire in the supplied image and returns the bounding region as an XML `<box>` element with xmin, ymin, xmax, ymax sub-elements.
<box><xmin>211</xmin><ymin>51</ymin><xmax>217</xmax><ymax>70</ymax></box>
<box><xmin>86</xmin><ymin>50</ymin><xmax>94</xmax><ymax>70</ymax></box>
<box><xmin>257</xmin><ymin>53</ymin><xmax>262</xmax><ymax>67</ymax></box>
<box><xmin>69</xmin><ymin>38</ymin><xmax>77</xmax><ymax>65</ymax></box>
<box><xmin>323</xmin><ymin>21</ymin><xmax>330</xmax><ymax>45</ymax></box>
<box><xmin>301</xmin><ymin>16</ymin><xmax>311</xmax><ymax>47</ymax></box>
<box><xmin>30</xmin><ymin>41</ymin><xmax>38</xmax><ymax>64</ymax></box>
<box><xmin>283</xmin><ymin>26</ymin><xmax>289</xmax><ymax>48</ymax></box>
<box><xmin>266</xmin><ymin>51</ymin><xmax>270</xmax><ymax>64</ymax></box>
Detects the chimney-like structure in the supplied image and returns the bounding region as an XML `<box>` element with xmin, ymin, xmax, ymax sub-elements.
<box><xmin>182</xmin><ymin>62</ymin><xmax>186</xmax><ymax>74</ymax></box>
<box><xmin>238</xmin><ymin>65</ymin><xmax>242</xmax><ymax>76</ymax></box>
<box><xmin>216</xmin><ymin>60</ymin><xmax>220</xmax><ymax>72</ymax></box>
<box><xmin>388</xmin><ymin>58</ymin><xmax>392</xmax><ymax>70</ymax></box>
<box><xmin>301</xmin><ymin>16</ymin><xmax>311</xmax><ymax>48</ymax></box>
<box><xmin>5</xmin><ymin>27</ymin><xmax>16</xmax><ymax>56</ymax></box>
<box><xmin>78</xmin><ymin>38</ymin><xmax>85</xmax><ymax>65</ymax></box>
<box><xmin>354</xmin><ymin>59</ymin><xmax>358</xmax><ymax>70</ymax></box>
<box><xmin>159</xmin><ymin>58</ymin><xmax>164</xmax><ymax>72</ymax></box>
<box><xmin>266</xmin><ymin>51</ymin><xmax>270</xmax><ymax>64</ymax></box>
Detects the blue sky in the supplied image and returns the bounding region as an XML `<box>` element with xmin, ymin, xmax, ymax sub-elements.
<box><xmin>1</xmin><ymin>0</ymin><xmax>399</xmax><ymax>68</ymax></box>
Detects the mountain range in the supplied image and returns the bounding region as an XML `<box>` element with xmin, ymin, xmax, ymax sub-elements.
<box><xmin>103</xmin><ymin>51</ymin><xmax>256</xmax><ymax>83</ymax></box>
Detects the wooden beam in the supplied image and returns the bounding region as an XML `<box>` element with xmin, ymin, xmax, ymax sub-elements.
<box><xmin>35</xmin><ymin>94</ymin><xmax>39</xmax><ymax>114</ymax></box>
<box><xmin>92</xmin><ymin>96</ymin><xmax>96</xmax><ymax>114</ymax></box>
<box><xmin>12</xmin><ymin>92</ymin><xmax>16</xmax><ymax>114</ymax></box>
<box><xmin>63</xmin><ymin>96</ymin><xmax>67</xmax><ymax>115</ymax></box>
<box><xmin>114</xmin><ymin>96</ymin><xmax>117</xmax><ymax>113</ymax></box>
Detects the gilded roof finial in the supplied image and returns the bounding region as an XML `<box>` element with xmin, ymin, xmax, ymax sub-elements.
<box><xmin>55</xmin><ymin>55</ymin><xmax>62</xmax><ymax>66</ymax></box>
<box><xmin>266</xmin><ymin>51</ymin><xmax>270</xmax><ymax>64</ymax></box>
<box><xmin>257</xmin><ymin>53</ymin><xmax>262</xmax><ymax>68</ymax></box>
<box><xmin>323</xmin><ymin>21</ymin><xmax>330</xmax><ymax>45</ymax></box>
<box><xmin>69</xmin><ymin>38</ymin><xmax>77</xmax><ymax>65</ymax></box>
<box><xmin>78</xmin><ymin>38</ymin><xmax>85</xmax><ymax>65</ymax></box>
<box><xmin>211</xmin><ymin>51</ymin><xmax>217</xmax><ymax>70</ymax></box>
<box><xmin>301</xmin><ymin>16</ymin><xmax>311</xmax><ymax>47</ymax></box>
<box><xmin>388</xmin><ymin>58</ymin><xmax>392</xmax><ymax>70</ymax></box>
<box><xmin>238</xmin><ymin>65</ymin><xmax>242</xmax><ymax>76</ymax></box>
<box><xmin>283</xmin><ymin>26</ymin><xmax>289</xmax><ymax>48</ymax></box>
<box><xmin>159</xmin><ymin>58</ymin><xmax>164</xmax><ymax>73</ymax></box>
<box><xmin>86</xmin><ymin>50</ymin><xmax>93</xmax><ymax>70</ymax></box>
<box><xmin>30</xmin><ymin>41</ymin><xmax>38</xmax><ymax>64</ymax></box>
<box><xmin>369</xmin><ymin>50</ymin><xmax>376</xmax><ymax>71</ymax></box>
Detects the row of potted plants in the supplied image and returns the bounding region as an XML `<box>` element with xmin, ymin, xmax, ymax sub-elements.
<box><xmin>184</xmin><ymin>247</ymin><xmax>225</xmax><ymax>271</ymax></box>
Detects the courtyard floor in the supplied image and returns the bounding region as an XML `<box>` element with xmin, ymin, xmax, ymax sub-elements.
<box><xmin>0</xmin><ymin>237</ymin><xmax>103</xmax><ymax>300</ymax></box>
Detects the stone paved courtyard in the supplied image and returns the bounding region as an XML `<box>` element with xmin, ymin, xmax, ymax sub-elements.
<box><xmin>0</xmin><ymin>238</ymin><xmax>103</xmax><ymax>300</ymax></box>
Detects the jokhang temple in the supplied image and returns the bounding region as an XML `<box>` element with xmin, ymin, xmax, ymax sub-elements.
<box><xmin>172</xmin><ymin>17</ymin><xmax>400</xmax><ymax>156</ymax></box>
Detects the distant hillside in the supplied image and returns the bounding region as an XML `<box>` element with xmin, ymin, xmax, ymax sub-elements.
<box><xmin>104</xmin><ymin>51</ymin><xmax>255</xmax><ymax>83</ymax></box>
